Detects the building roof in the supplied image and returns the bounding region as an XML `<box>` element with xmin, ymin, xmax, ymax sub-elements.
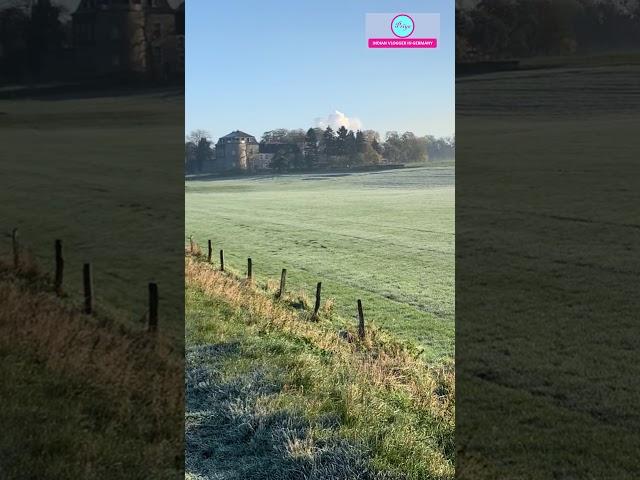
<box><xmin>221</xmin><ymin>130</ymin><xmax>256</xmax><ymax>139</ymax></box>
<box><xmin>219</xmin><ymin>130</ymin><xmax>258</xmax><ymax>143</ymax></box>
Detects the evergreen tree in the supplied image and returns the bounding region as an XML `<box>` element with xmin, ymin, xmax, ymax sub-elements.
<box><xmin>335</xmin><ymin>126</ymin><xmax>349</xmax><ymax>157</ymax></box>
<box><xmin>269</xmin><ymin>149</ymin><xmax>289</xmax><ymax>173</ymax></box>
<box><xmin>304</xmin><ymin>128</ymin><xmax>319</xmax><ymax>169</ymax></box>
<box><xmin>346</xmin><ymin>130</ymin><xmax>357</xmax><ymax>163</ymax></box>
<box><xmin>195</xmin><ymin>137</ymin><xmax>212</xmax><ymax>172</ymax></box>
<box><xmin>322</xmin><ymin>126</ymin><xmax>335</xmax><ymax>156</ymax></box>
<box><xmin>184</xmin><ymin>141</ymin><xmax>197</xmax><ymax>174</ymax></box>
<box><xmin>355</xmin><ymin>130</ymin><xmax>366</xmax><ymax>154</ymax></box>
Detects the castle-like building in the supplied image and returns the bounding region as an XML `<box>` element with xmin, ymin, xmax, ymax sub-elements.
<box><xmin>72</xmin><ymin>0</ymin><xmax>184</xmax><ymax>80</ymax></box>
<box><xmin>215</xmin><ymin>131</ymin><xmax>261</xmax><ymax>171</ymax></box>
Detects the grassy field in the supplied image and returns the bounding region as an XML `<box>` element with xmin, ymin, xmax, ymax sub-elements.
<box><xmin>0</xmin><ymin>90</ymin><xmax>184</xmax><ymax>478</ymax></box>
<box><xmin>0</xmin><ymin>261</ymin><xmax>183</xmax><ymax>479</ymax></box>
<box><xmin>185</xmin><ymin>165</ymin><xmax>454</xmax><ymax>363</ymax></box>
<box><xmin>0</xmin><ymin>90</ymin><xmax>184</xmax><ymax>340</ymax></box>
<box><xmin>456</xmin><ymin>61</ymin><xmax>640</xmax><ymax>477</ymax></box>
<box><xmin>185</xmin><ymin>255</ymin><xmax>454</xmax><ymax>479</ymax></box>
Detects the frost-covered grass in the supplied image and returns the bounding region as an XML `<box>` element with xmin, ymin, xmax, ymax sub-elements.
<box><xmin>186</xmin><ymin>166</ymin><xmax>454</xmax><ymax>362</ymax></box>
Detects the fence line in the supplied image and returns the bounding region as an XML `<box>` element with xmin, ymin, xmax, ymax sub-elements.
<box><xmin>12</xmin><ymin>228</ymin><xmax>19</xmax><ymax>269</ymax></box>
<box><xmin>195</xmin><ymin>237</ymin><xmax>367</xmax><ymax>339</ymax></box>
<box><xmin>54</xmin><ymin>239</ymin><xmax>63</xmax><ymax>296</ymax></box>
<box><xmin>4</xmin><ymin>228</ymin><xmax>160</xmax><ymax>334</ymax></box>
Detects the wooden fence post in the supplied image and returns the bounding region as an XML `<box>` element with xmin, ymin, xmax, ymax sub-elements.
<box><xmin>11</xmin><ymin>228</ymin><xmax>19</xmax><ymax>269</ymax></box>
<box><xmin>207</xmin><ymin>240</ymin><xmax>212</xmax><ymax>262</ymax></box>
<box><xmin>148</xmin><ymin>282</ymin><xmax>158</xmax><ymax>332</ymax></box>
<box><xmin>277</xmin><ymin>268</ymin><xmax>287</xmax><ymax>298</ymax></box>
<box><xmin>83</xmin><ymin>263</ymin><xmax>94</xmax><ymax>314</ymax></box>
<box><xmin>357</xmin><ymin>299</ymin><xmax>365</xmax><ymax>340</ymax></box>
<box><xmin>219</xmin><ymin>249</ymin><xmax>225</xmax><ymax>271</ymax></box>
<box><xmin>311</xmin><ymin>282</ymin><xmax>322</xmax><ymax>320</ymax></box>
<box><xmin>54</xmin><ymin>239</ymin><xmax>64</xmax><ymax>296</ymax></box>
<box><xmin>247</xmin><ymin>257</ymin><xmax>252</xmax><ymax>281</ymax></box>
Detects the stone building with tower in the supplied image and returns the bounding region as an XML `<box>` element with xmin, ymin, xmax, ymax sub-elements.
<box><xmin>215</xmin><ymin>131</ymin><xmax>261</xmax><ymax>171</ymax></box>
<box><xmin>72</xmin><ymin>0</ymin><xmax>184</xmax><ymax>80</ymax></box>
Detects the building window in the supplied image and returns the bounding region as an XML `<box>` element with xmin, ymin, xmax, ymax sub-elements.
<box><xmin>111</xmin><ymin>25</ymin><xmax>120</xmax><ymax>40</ymax></box>
<box><xmin>153</xmin><ymin>23</ymin><xmax>161</xmax><ymax>39</ymax></box>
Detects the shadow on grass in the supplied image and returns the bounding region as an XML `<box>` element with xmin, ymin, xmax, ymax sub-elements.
<box><xmin>185</xmin><ymin>343</ymin><xmax>401</xmax><ymax>480</ymax></box>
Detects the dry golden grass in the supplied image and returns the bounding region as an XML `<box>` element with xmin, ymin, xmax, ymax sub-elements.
<box><xmin>0</xmin><ymin>256</ymin><xmax>183</xmax><ymax>472</ymax></box>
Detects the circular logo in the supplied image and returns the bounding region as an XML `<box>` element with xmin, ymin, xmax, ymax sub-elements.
<box><xmin>391</xmin><ymin>14</ymin><xmax>414</xmax><ymax>38</ymax></box>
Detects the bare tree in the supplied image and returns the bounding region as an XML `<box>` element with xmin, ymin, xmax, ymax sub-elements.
<box><xmin>186</xmin><ymin>129</ymin><xmax>212</xmax><ymax>145</ymax></box>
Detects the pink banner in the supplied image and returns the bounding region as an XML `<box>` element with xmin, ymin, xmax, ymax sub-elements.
<box><xmin>368</xmin><ymin>38</ymin><xmax>437</xmax><ymax>48</ymax></box>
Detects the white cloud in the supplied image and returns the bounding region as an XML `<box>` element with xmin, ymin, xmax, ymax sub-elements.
<box><xmin>314</xmin><ymin>110</ymin><xmax>362</xmax><ymax>131</ymax></box>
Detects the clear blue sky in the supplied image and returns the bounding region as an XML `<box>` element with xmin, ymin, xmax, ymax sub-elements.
<box><xmin>186</xmin><ymin>0</ymin><xmax>454</xmax><ymax>142</ymax></box>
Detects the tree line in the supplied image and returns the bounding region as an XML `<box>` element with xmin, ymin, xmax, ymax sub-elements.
<box><xmin>184</xmin><ymin>127</ymin><xmax>454</xmax><ymax>175</ymax></box>
<box><xmin>267</xmin><ymin>127</ymin><xmax>386</xmax><ymax>173</ymax></box>
<box><xmin>0</xmin><ymin>0</ymin><xmax>184</xmax><ymax>85</ymax></box>
<box><xmin>456</xmin><ymin>0</ymin><xmax>640</xmax><ymax>60</ymax></box>
<box><xmin>0</xmin><ymin>0</ymin><xmax>68</xmax><ymax>84</ymax></box>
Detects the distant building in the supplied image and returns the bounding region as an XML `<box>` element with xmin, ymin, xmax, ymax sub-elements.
<box><xmin>253</xmin><ymin>153</ymin><xmax>274</xmax><ymax>171</ymax></box>
<box><xmin>215</xmin><ymin>131</ymin><xmax>260</xmax><ymax>171</ymax></box>
<box><xmin>72</xmin><ymin>0</ymin><xmax>184</xmax><ymax>80</ymax></box>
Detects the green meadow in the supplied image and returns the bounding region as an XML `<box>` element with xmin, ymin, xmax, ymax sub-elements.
<box><xmin>0</xmin><ymin>90</ymin><xmax>184</xmax><ymax>340</ymax></box>
<box><xmin>456</xmin><ymin>61</ymin><xmax>640</xmax><ymax>478</ymax></box>
<box><xmin>185</xmin><ymin>165</ymin><xmax>454</xmax><ymax>363</ymax></box>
